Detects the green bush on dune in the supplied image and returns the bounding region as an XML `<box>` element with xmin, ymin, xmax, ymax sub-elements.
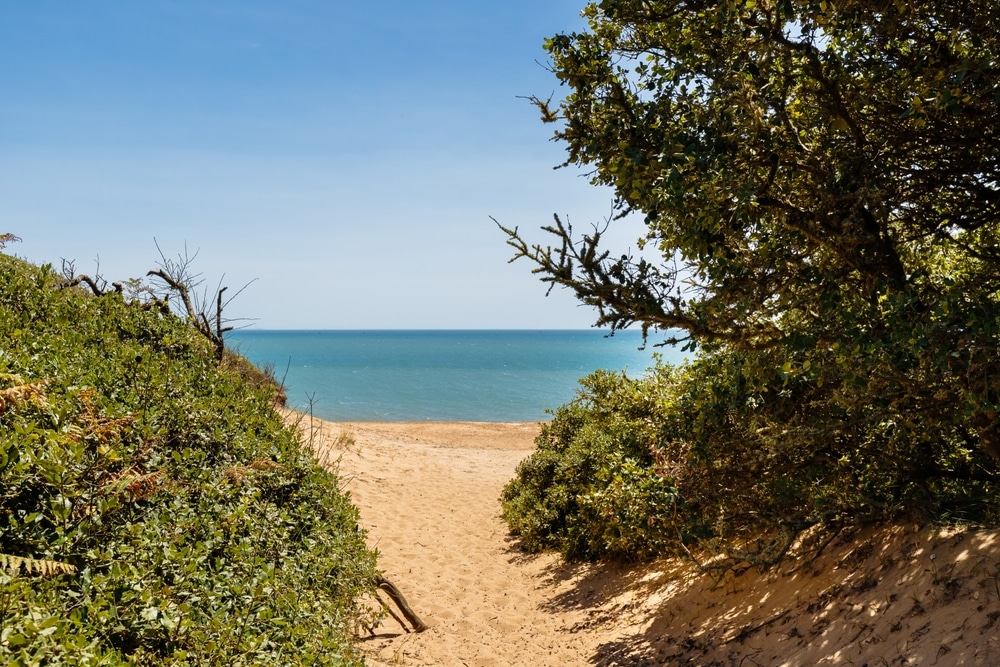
<box><xmin>0</xmin><ymin>251</ymin><xmax>377</xmax><ymax>665</ymax></box>
<box><xmin>503</xmin><ymin>348</ymin><xmax>1000</xmax><ymax>565</ymax></box>
<box><xmin>502</xmin><ymin>367</ymin><xmax>681</xmax><ymax>562</ymax></box>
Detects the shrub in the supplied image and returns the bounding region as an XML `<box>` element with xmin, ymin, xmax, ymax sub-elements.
<box><xmin>0</xmin><ymin>254</ymin><xmax>377</xmax><ymax>665</ymax></box>
<box><xmin>502</xmin><ymin>367</ymin><xmax>683</xmax><ymax>561</ymax></box>
<box><xmin>503</xmin><ymin>346</ymin><xmax>1000</xmax><ymax>566</ymax></box>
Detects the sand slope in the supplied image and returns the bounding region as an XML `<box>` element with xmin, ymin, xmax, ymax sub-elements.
<box><xmin>296</xmin><ymin>415</ymin><xmax>1000</xmax><ymax>666</ymax></box>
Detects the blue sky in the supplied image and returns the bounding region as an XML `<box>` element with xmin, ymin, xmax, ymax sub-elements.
<box><xmin>0</xmin><ymin>1</ymin><xmax>645</xmax><ymax>329</ymax></box>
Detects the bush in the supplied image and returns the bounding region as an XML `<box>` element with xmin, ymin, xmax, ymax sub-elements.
<box><xmin>502</xmin><ymin>367</ymin><xmax>684</xmax><ymax>561</ymax></box>
<box><xmin>0</xmin><ymin>254</ymin><xmax>377</xmax><ymax>665</ymax></box>
<box><xmin>503</xmin><ymin>345</ymin><xmax>1000</xmax><ymax>566</ymax></box>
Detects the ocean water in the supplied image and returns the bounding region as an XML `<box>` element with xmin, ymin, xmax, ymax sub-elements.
<box><xmin>226</xmin><ymin>330</ymin><xmax>685</xmax><ymax>422</ymax></box>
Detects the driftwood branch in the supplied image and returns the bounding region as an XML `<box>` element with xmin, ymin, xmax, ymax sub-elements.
<box><xmin>371</xmin><ymin>592</ymin><xmax>409</xmax><ymax>633</ymax></box>
<box><xmin>376</xmin><ymin>575</ymin><xmax>427</xmax><ymax>632</ymax></box>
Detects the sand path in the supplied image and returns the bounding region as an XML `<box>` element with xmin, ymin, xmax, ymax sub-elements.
<box><xmin>300</xmin><ymin>416</ymin><xmax>1000</xmax><ymax>666</ymax></box>
<box><xmin>311</xmin><ymin>420</ymin><xmax>606</xmax><ymax>666</ymax></box>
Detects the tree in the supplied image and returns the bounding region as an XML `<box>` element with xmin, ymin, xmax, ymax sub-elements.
<box><xmin>503</xmin><ymin>0</ymin><xmax>1000</xmax><ymax>470</ymax></box>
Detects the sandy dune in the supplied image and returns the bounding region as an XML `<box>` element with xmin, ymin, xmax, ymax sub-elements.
<box><xmin>294</xmin><ymin>414</ymin><xmax>1000</xmax><ymax>666</ymax></box>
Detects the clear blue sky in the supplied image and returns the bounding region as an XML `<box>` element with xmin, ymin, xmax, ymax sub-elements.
<box><xmin>0</xmin><ymin>1</ymin><xmax>645</xmax><ymax>329</ymax></box>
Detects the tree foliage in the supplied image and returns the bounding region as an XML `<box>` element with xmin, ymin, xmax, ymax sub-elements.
<box><xmin>504</xmin><ymin>0</ymin><xmax>1000</xmax><ymax>459</ymax></box>
<box><xmin>502</xmin><ymin>0</ymin><xmax>1000</xmax><ymax>562</ymax></box>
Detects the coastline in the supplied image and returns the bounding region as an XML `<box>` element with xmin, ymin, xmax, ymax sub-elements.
<box><xmin>289</xmin><ymin>413</ymin><xmax>544</xmax><ymax>452</ymax></box>
<box><xmin>229</xmin><ymin>328</ymin><xmax>668</xmax><ymax>423</ymax></box>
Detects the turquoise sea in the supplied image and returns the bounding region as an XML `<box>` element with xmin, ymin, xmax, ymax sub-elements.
<box><xmin>226</xmin><ymin>330</ymin><xmax>685</xmax><ymax>422</ymax></box>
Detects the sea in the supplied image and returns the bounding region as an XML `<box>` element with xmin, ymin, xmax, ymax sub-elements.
<box><xmin>225</xmin><ymin>329</ymin><xmax>686</xmax><ymax>422</ymax></box>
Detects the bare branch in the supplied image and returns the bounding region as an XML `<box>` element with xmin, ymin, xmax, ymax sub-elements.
<box><xmin>146</xmin><ymin>244</ymin><xmax>255</xmax><ymax>362</ymax></box>
<box><xmin>0</xmin><ymin>233</ymin><xmax>20</xmax><ymax>250</ymax></box>
<box><xmin>147</xmin><ymin>269</ymin><xmax>200</xmax><ymax>328</ymax></box>
<box><xmin>495</xmin><ymin>214</ymin><xmax>763</xmax><ymax>345</ymax></box>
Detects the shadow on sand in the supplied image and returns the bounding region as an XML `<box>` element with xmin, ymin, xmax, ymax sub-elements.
<box><xmin>507</xmin><ymin>526</ymin><xmax>1000</xmax><ymax>666</ymax></box>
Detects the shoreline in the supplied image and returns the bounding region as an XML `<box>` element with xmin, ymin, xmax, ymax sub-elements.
<box><xmin>229</xmin><ymin>329</ymin><xmax>666</xmax><ymax>426</ymax></box>
<box><xmin>284</xmin><ymin>410</ymin><xmax>544</xmax><ymax>452</ymax></box>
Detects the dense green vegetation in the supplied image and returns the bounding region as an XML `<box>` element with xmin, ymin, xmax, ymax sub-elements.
<box><xmin>502</xmin><ymin>1</ymin><xmax>1000</xmax><ymax>563</ymax></box>
<box><xmin>503</xmin><ymin>353</ymin><xmax>1000</xmax><ymax>564</ymax></box>
<box><xmin>0</xmin><ymin>251</ymin><xmax>377</xmax><ymax>665</ymax></box>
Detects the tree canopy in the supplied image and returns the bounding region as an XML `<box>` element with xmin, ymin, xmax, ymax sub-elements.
<box><xmin>504</xmin><ymin>0</ymin><xmax>1000</xmax><ymax>467</ymax></box>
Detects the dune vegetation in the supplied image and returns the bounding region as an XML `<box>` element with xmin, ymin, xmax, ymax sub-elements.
<box><xmin>0</xmin><ymin>246</ymin><xmax>378</xmax><ymax>665</ymax></box>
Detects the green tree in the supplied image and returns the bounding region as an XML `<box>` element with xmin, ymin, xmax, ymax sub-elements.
<box><xmin>503</xmin><ymin>0</ymin><xmax>1000</xmax><ymax>470</ymax></box>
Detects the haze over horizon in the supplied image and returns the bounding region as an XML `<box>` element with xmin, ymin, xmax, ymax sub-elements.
<box><xmin>1</xmin><ymin>1</ymin><xmax>649</xmax><ymax>330</ymax></box>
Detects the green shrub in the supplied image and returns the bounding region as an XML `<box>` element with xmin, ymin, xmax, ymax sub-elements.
<box><xmin>502</xmin><ymin>367</ymin><xmax>684</xmax><ymax>561</ymax></box>
<box><xmin>0</xmin><ymin>254</ymin><xmax>377</xmax><ymax>665</ymax></box>
<box><xmin>503</xmin><ymin>344</ymin><xmax>1000</xmax><ymax>566</ymax></box>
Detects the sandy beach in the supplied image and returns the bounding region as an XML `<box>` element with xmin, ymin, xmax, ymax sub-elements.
<box><xmin>291</xmin><ymin>413</ymin><xmax>1000</xmax><ymax>666</ymax></box>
